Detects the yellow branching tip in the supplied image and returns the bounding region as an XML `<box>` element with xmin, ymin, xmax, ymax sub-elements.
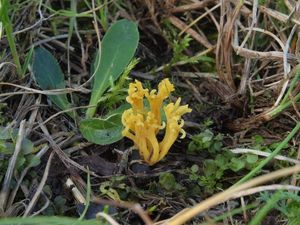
<box><xmin>122</xmin><ymin>79</ymin><xmax>192</xmax><ymax>165</ymax></box>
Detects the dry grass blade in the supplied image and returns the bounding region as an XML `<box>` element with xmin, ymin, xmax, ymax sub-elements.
<box><xmin>23</xmin><ymin>152</ymin><xmax>54</xmax><ymax>217</ymax></box>
<box><xmin>31</xmin><ymin>105</ymin><xmax>95</xmax><ymax>131</ymax></box>
<box><xmin>154</xmin><ymin>47</ymin><xmax>215</xmax><ymax>72</ymax></box>
<box><xmin>230</xmin><ymin>148</ymin><xmax>300</xmax><ymax>164</ymax></box>
<box><xmin>36</xmin><ymin>114</ymin><xmax>99</xmax><ymax>177</ymax></box>
<box><xmin>168</xmin><ymin>16</ymin><xmax>214</xmax><ymax>49</ymax></box>
<box><xmin>216</xmin><ymin>0</ymin><xmax>243</xmax><ymax>93</ymax></box>
<box><xmin>178</xmin><ymin>3</ymin><xmax>221</xmax><ymax>36</ymax></box>
<box><xmin>0</xmin><ymin>120</ymin><xmax>26</xmax><ymax>213</ymax></box>
<box><xmin>163</xmin><ymin>164</ymin><xmax>300</xmax><ymax>225</ymax></box>
<box><xmin>290</xmin><ymin>144</ymin><xmax>300</xmax><ymax>191</ymax></box>
<box><xmin>170</xmin><ymin>0</ymin><xmax>215</xmax><ymax>13</ymax></box>
<box><xmin>6</xmin><ymin>145</ymin><xmax>49</xmax><ymax>210</ymax></box>
<box><xmin>260</xmin><ymin>5</ymin><xmax>300</xmax><ymax>25</ymax></box>
<box><xmin>25</xmin><ymin>95</ymin><xmax>41</xmax><ymax>136</ymax></box>
<box><xmin>93</xmin><ymin>198</ymin><xmax>154</xmax><ymax>225</ymax></box>
<box><xmin>227</xmin><ymin>64</ymin><xmax>300</xmax><ymax>130</ymax></box>
<box><xmin>0</xmin><ymin>82</ymin><xmax>90</xmax><ymax>97</ymax></box>
<box><xmin>243</xmin><ymin>27</ymin><xmax>285</xmax><ymax>50</ymax></box>
<box><xmin>236</xmin><ymin>0</ymin><xmax>259</xmax><ymax>54</ymax></box>
<box><xmin>274</xmin><ymin>25</ymin><xmax>297</xmax><ymax>107</ymax></box>
<box><xmin>232</xmin><ymin>184</ymin><xmax>300</xmax><ymax>199</ymax></box>
<box><xmin>96</xmin><ymin>212</ymin><xmax>120</xmax><ymax>225</ymax></box>
<box><xmin>1</xmin><ymin>0</ymin><xmax>300</xmax><ymax>223</ymax></box>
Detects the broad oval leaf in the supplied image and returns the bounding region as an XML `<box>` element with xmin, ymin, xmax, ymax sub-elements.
<box><xmin>86</xmin><ymin>19</ymin><xmax>139</xmax><ymax>118</ymax></box>
<box><xmin>31</xmin><ymin>47</ymin><xmax>76</xmax><ymax>119</ymax></box>
<box><xmin>80</xmin><ymin>114</ymin><xmax>123</xmax><ymax>145</ymax></box>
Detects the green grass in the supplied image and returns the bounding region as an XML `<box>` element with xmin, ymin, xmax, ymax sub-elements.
<box><xmin>0</xmin><ymin>217</ymin><xmax>99</xmax><ymax>225</ymax></box>
<box><xmin>235</xmin><ymin>122</ymin><xmax>300</xmax><ymax>185</ymax></box>
<box><xmin>249</xmin><ymin>192</ymin><xmax>282</xmax><ymax>225</ymax></box>
<box><xmin>1</xmin><ymin>0</ymin><xmax>300</xmax><ymax>224</ymax></box>
<box><xmin>0</xmin><ymin>0</ymin><xmax>23</xmax><ymax>78</ymax></box>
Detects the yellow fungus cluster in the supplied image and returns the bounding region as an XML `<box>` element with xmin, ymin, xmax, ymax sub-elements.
<box><xmin>122</xmin><ymin>78</ymin><xmax>192</xmax><ymax>165</ymax></box>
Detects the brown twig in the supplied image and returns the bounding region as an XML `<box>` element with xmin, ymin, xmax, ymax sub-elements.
<box><xmin>168</xmin><ymin>16</ymin><xmax>213</xmax><ymax>49</ymax></box>
<box><xmin>170</xmin><ymin>0</ymin><xmax>215</xmax><ymax>14</ymax></box>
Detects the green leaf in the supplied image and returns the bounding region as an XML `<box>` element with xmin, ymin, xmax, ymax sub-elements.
<box><xmin>204</xmin><ymin>159</ymin><xmax>218</xmax><ymax>176</ymax></box>
<box><xmin>246</xmin><ymin>154</ymin><xmax>258</xmax><ymax>164</ymax></box>
<box><xmin>252</xmin><ymin>134</ymin><xmax>264</xmax><ymax>145</ymax></box>
<box><xmin>159</xmin><ymin>172</ymin><xmax>177</xmax><ymax>191</ymax></box>
<box><xmin>0</xmin><ymin>140</ymin><xmax>13</xmax><ymax>154</ymax></box>
<box><xmin>215</xmin><ymin>154</ymin><xmax>229</xmax><ymax>170</ymax></box>
<box><xmin>0</xmin><ymin>126</ymin><xmax>13</xmax><ymax>140</ymax></box>
<box><xmin>229</xmin><ymin>158</ymin><xmax>245</xmax><ymax>172</ymax></box>
<box><xmin>86</xmin><ymin>19</ymin><xmax>139</xmax><ymax>118</ymax></box>
<box><xmin>31</xmin><ymin>47</ymin><xmax>76</xmax><ymax>119</ymax></box>
<box><xmin>22</xmin><ymin>138</ymin><xmax>34</xmax><ymax>155</ymax></box>
<box><xmin>16</xmin><ymin>156</ymin><xmax>26</xmax><ymax>170</ymax></box>
<box><xmin>80</xmin><ymin>113</ymin><xmax>123</xmax><ymax>145</ymax></box>
<box><xmin>104</xmin><ymin>103</ymin><xmax>130</xmax><ymax>118</ymax></box>
<box><xmin>26</xmin><ymin>155</ymin><xmax>41</xmax><ymax>168</ymax></box>
<box><xmin>0</xmin><ymin>127</ymin><xmax>34</xmax><ymax>155</ymax></box>
<box><xmin>190</xmin><ymin>164</ymin><xmax>199</xmax><ymax>173</ymax></box>
<box><xmin>22</xmin><ymin>47</ymin><xmax>34</xmax><ymax>76</ymax></box>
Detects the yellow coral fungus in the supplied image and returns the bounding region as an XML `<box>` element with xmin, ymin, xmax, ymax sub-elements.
<box><xmin>122</xmin><ymin>79</ymin><xmax>192</xmax><ymax>165</ymax></box>
<box><xmin>146</xmin><ymin>78</ymin><xmax>175</xmax><ymax>128</ymax></box>
<box><xmin>126</xmin><ymin>80</ymin><xmax>148</xmax><ymax>112</ymax></box>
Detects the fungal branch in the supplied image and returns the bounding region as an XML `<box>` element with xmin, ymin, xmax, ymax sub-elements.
<box><xmin>122</xmin><ymin>79</ymin><xmax>192</xmax><ymax>165</ymax></box>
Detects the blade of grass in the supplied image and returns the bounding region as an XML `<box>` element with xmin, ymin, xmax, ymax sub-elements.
<box><xmin>97</xmin><ymin>0</ymin><xmax>108</xmax><ymax>31</ymax></box>
<box><xmin>0</xmin><ymin>21</ymin><xmax>3</xmax><ymax>39</ymax></box>
<box><xmin>21</xmin><ymin>46</ymin><xmax>34</xmax><ymax>76</ymax></box>
<box><xmin>280</xmin><ymin>65</ymin><xmax>300</xmax><ymax>105</ymax></box>
<box><xmin>166</xmin><ymin>164</ymin><xmax>300</xmax><ymax>225</ymax></box>
<box><xmin>79</xmin><ymin>170</ymin><xmax>91</xmax><ymax>220</ymax></box>
<box><xmin>0</xmin><ymin>216</ymin><xmax>97</xmax><ymax>225</ymax></box>
<box><xmin>268</xmin><ymin>92</ymin><xmax>300</xmax><ymax>118</ymax></box>
<box><xmin>249</xmin><ymin>191</ymin><xmax>282</xmax><ymax>225</ymax></box>
<box><xmin>267</xmin><ymin>66</ymin><xmax>300</xmax><ymax>117</ymax></box>
<box><xmin>66</xmin><ymin>0</ymin><xmax>77</xmax><ymax>121</ymax></box>
<box><xmin>235</xmin><ymin>122</ymin><xmax>300</xmax><ymax>186</ymax></box>
<box><xmin>0</xmin><ymin>0</ymin><xmax>23</xmax><ymax>78</ymax></box>
<box><xmin>199</xmin><ymin>203</ymin><xmax>257</xmax><ymax>225</ymax></box>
